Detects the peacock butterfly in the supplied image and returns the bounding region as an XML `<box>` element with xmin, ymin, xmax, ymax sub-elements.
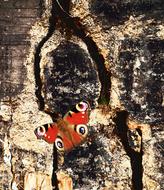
<box><xmin>34</xmin><ymin>101</ymin><xmax>90</xmax><ymax>152</ymax></box>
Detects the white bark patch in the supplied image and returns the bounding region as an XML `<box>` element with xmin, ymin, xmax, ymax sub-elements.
<box><xmin>24</xmin><ymin>172</ymin><xmax>52</xmax><ymax>190</ymax></box>
<box><xmin>3</xmin><ymin>135</ymin><xmax>12</xmax><ymax>166</ymax></box>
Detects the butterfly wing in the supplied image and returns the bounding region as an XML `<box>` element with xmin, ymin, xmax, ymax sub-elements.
<box><xmin>59</xmin><ymin>101</ymin><xmax>90</xmax><ymax>152</ymax></box>
<box><xmin>64</xmin><ymin>101</ymin><xmax>90</xmax><ymax>125</ymax></box>
<box><xmin>35</xmin><ymin>101</ymin><xmax>90</xmax><ymax>153</ymax></box>
<box><xmin>34</xmin><ymin>123</ymin><xmax>59</xmax><ymax>144</ymax></box>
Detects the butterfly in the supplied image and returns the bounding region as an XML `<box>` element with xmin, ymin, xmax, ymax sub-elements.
<box><xmin>34</xmin><ymin>101</ymin><xmax>90</xmax><ymax>152</ymax></box>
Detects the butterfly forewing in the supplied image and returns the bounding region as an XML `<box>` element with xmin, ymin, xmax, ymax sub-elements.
<box><xmin>35</xmin><ymin>123</ymin><xmax>59</xmax><ymax>144</ymax></box>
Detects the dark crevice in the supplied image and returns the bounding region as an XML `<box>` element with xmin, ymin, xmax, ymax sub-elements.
<box><xmin>39</xmin><ymin>0</ymin><xmax>45</xmax><ymax>18</ymax></box>
<box><xmin>34</xmin><ymin>0</ymin><xmax>57</xmax><ymax>111</ymax></box>
<box><xmin>52</xmin><ymin>146</ymin><xmax>59</xmax><ymax>190</ymax></box>
<box><xmin>54</xmin><ymin>0</ymin><xmax>111</xmax><ymax>104</ymax></box>
<box><xmin>113</xmin><ymin>111</ymin><xmax>143</xmax><ymax>190</ymax></box>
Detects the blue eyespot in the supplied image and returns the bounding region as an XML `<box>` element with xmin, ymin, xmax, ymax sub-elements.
<box><xmin>79</xmin><ymin>126</ymin><xmax>85</xmax><ymax>134</ymax></box>
<box><xmin>76</xmin><ymin>124</ymin><xmax>88</xmax><ymax>137</ymax></box>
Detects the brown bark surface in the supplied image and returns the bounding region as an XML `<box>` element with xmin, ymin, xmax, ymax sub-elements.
<box><xmin>0</xmin><ymin>0</ymin><xmax>163</xmax><ymax>190</ymax></box>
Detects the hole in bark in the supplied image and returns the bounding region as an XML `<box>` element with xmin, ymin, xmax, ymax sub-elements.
<box><xmin>113</xmin><ymin>111</ymin><xmax>143</xmax><ymax>190</ymax></box>
<box><xmin>54</xmin><ymin>0</ymin><xmax>111</xmax><ymax>104</ymax></box>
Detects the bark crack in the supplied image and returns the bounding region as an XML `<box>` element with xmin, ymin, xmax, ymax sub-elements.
<box><xmin>34</xmin><ymin>0</ymin><xmax>57</xmax><ymax>111</ymax></box>
<box><xmin>10</xmin><ymin>145</ymin><xmax>15</xmax><ymax>190</ymax></box>
<box><xmin>114</xmin><ymin>111</ymin><xmax>143</xmax><ymax>190</ymax></box>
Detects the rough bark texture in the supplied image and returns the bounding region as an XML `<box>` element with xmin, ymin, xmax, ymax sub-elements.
<box><xmin>0</xmin><ymin>0</ymin><xmax>163</xmax><ymax>190</ymax></box>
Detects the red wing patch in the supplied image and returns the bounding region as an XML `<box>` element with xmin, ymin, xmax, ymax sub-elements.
<box><xmin>43</xmin><ymin>124</ymin><xmax>58</xmax><ymax>144</ymax></box>
<box><xmin>34</xmin><ymin>123</ymin><xmax>59</xmax><ymax>143</ymax></box>
<box><xmin>64</xmin><ymin>112</ymin><xmax>89</xmax><ymax>125</ymax></box>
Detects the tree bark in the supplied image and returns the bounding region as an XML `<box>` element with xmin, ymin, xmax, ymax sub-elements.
<box><xmin>0</xmin><ymin>0</ymin><xmax>163</xmax><ymax>190</ymax></box>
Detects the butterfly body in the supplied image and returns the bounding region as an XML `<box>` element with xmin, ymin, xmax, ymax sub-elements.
<box><xmin>35</xmin><ymin>101</ymin><xmax>90</xmax><ymax>152</ymax></box>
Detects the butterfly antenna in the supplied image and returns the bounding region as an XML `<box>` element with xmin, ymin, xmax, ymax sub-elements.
<box><xmin>55</xmin><ymin>0</ymin><xmax>73</xmax><ymax>17</ymax></box>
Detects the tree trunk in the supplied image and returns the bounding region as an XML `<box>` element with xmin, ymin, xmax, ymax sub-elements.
<box><xmin>0</xmin><ymin>0</ymin><xmax>163</xmax><ymax>190</ymax></box>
